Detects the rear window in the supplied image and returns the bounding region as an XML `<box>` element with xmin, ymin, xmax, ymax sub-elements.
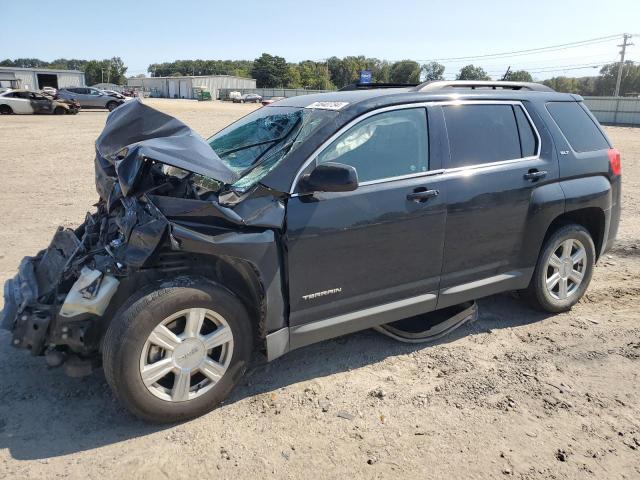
<box><xmin>546</xmin><ymin>102</ymin><xmax>609</xmax><ymax>152</ymax></box>
<box><xmin>443</xmin><ymin>104</ymin><xmax>524</xmax><ymax>168</ymax></box>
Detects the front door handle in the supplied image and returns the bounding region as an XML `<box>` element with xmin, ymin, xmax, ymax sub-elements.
<box><xmin>407</xmin><ymin>189</ymin><xmax>439</xmax><ymax>202</ymax></box>
<box><xmin>523</xmin><ymin>169</ymin><xmax>547</xmax><ymax>181</ymax></box>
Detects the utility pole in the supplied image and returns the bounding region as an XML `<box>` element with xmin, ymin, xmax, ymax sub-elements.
<box><xmin>614</xmin><ymin>33</ymin><xmax>633</xmax><ymax>97</ymax></box>
<box><xmin>502</xmin><ymin>66</ymin><xmax>511</xmax><ymax>81</ymax></box>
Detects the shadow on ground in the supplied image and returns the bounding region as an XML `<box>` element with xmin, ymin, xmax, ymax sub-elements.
<box><xmin>0</xmin><ymin>293</ymin><xmax>551</xmax><ymax>460</ymax></box>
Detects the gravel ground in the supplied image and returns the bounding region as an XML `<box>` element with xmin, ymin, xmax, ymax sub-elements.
<box><xmin>0</xmin><ymin>99</ymin><xmax>638</xmax><ymax>480</ymax></box>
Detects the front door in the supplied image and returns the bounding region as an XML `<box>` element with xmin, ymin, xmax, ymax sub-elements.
<box><xmin>285</xmin><ymin>106</ymin><xmax>447</xmax><ymax>332</ymax></box>
<box><xmin>29</xmin><ymin>93</ymin><xmax>53</xmax><ymax>113</ymax></box>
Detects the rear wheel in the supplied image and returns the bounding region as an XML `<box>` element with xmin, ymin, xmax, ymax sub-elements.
<box><xmin>523</xmin><ymin>224</ymin><xmax>595</xmax><ymax>312</ymax></box>
<box><xmin>0</xmin><ymin>104</ymin><xmax>13</xmax><ymax>114</ymax></box>
<box><xmin>103</xmin><ymin>278</ymin><xmax>253</xmax><ymax>423</ymax></box>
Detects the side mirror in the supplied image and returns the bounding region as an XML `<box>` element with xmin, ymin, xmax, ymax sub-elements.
<box><xmin>300</xmin><ymin>162</ymin><xmax>358</xmax><ymax>193</ymax></box>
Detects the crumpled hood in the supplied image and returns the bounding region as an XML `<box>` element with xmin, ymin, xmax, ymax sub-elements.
<box><xmin>95</xmin><ymin>99</ymin><xmax>238</xmax><ymax>201</ymax></box>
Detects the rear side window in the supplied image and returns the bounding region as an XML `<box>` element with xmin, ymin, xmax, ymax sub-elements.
<box><xmin>443</xmin><ymin>104</ymin><xmax>528</xmax><ymax>168</ymax></box>
<box><xmin>546</xmin><ymin>102</ymin><xmax>609</xmax><ymax>152</ymax></box>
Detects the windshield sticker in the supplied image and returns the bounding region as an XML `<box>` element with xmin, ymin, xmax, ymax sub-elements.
<box><xmin>305</xmin><ymin>101</ymin><xmax>349</xmax><ymax>111</ymax></box>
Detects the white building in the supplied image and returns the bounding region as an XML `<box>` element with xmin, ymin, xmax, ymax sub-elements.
<box><xmin>127</xmin><ymin>75</ymin><xmax>256</xmax><ymax>99</ymax></box>
<box><xmin>0</xmin><ymin>66</ymin><xmax>85</xmax><ymax>90</ymax></box>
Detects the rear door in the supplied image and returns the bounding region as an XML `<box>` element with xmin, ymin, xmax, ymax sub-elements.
<box><xmin>433</xmin><ymin>101</ymin><xmax>560</xmax><ymax>307</ymax></box>
<box><xmin>285</xmin><ymin>106</ymin><xmax>447</xmax><ymax>337</ymax></box>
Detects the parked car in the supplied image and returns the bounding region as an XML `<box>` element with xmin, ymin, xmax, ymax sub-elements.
<box><xmin>58</xmin><ymin>87</ymin><xmax>125</xmax><ymax>111</ymax></box>
<box><xmin>0</xmin><ymin>89</ymin><xmax>79</xmax><ymax>114</ymax></box>
<box><xmin>234</xmin><ymin>93</ymin><xmax>262</xmax><ymax>103</ymax></box>
<box><xmin>261</xmin><ymin>96</ymin><xmax>285</xmax><ymax>106</ymax></box>
<box><xmin>42</xmin><ymin>86</ymin><xmax>57</xmax><ymax>96</ymax></box>
<box><xmin>1</xmin><ymin>81</ymin><xmax>621</xmax><ymax>422</ymax></box>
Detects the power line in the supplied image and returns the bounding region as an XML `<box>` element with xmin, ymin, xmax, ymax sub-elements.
<box><xmin>418</xmin><ymin>34</ymin><xmax>621</xmax><ymax>63</ymax></box>
<box><xmin>482</xmin><ymin>60</ymin><xmax>616</xmax><ymax>75</ymax></box>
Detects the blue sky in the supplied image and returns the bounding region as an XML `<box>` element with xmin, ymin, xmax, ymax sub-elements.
<box><xmin>2</xmin><ymin>0</ymin><xmax>638</xmax><ymax>80</ymax></box>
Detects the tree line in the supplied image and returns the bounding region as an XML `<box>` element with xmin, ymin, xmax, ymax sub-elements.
<box><xmin>0</xmin><ymin>57</ymin><xmax>128</xmax><ymax>86</ymax></box>
<box><xmin>2</xmin><ymin>54</ymin><xmax>639</xmax><ymax>96</ymax></box>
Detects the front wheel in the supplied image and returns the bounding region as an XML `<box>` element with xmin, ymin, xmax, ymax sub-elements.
<box><xmin>106</xmin><ymin>101</ymin><xmax>119</xmax><ymax>112</ymax></box>
<box><xmin>102</xmin><ymin>278</ymin><xmax>253</xmax><ymax>423</ymax></box>
<box><xmin>523</xmin><ymin>224</ymin><xmax>595</xmax><ymax>312</ymax></box>
<box><xmin>53</xmin><ymin>106</ymin><xmax>65</xmax><ymax>115</ymax></box>
<box><xmin>0</xmin><ymin>104</ymin><xmax>13</xmax><ymax>114</ymax></box>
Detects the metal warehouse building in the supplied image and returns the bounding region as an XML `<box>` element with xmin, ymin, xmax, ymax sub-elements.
<box><xmin>0</xmin><ymin>66</ymin><xmax>85</xmax><ymax>90</ymax></box>
<box><xmin>127</xmin><ymin>75</ymin><xmax>256</xmax><ymax>99</ymax></box>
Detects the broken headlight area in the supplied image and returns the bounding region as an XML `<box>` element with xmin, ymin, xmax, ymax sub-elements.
<box><xmin>1</xmin><ymin>202</ymin><xmax>155</xmax><ymax>354</ymax></box>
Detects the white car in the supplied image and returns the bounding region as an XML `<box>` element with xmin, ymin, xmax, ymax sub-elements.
<box><xmin>42</xmin><ymin>86</ymin><xmax>57</xmax><ymax>96</ymax></box>
<box><xmin>0</xmin><ymin>89</ymin><xmax>80</xmax><ymax>115</ymax></box>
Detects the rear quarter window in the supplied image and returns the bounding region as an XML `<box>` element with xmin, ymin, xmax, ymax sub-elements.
<box><xmin>546</xmin><ymin>102</ymin><xmax>609</xmax><ymax>153</ymax></box>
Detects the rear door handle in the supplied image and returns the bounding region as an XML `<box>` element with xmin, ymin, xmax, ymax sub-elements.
<box><xmin>407</xmin><ymin>189</ymin><xmax>439</xmax><ymax>202</ymax></box>
<box><xmin>523</xmin><ymin>170</ymin><xmax>547</xmax><ymax>181</ymax></box>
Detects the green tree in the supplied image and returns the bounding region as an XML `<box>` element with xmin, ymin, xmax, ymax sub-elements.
<box><xmin>504</xmin><ymin>70</ymin><xmax>532</xmax><ymax>82</ymax></box>
<box><xmin>595</xmin><ymin>61</ymin><xmax>640</xmax><ymax>96</ymax></box>
<box><xmin>542</xmin><ymin>76</ymin><xmax>579</xmax><ymax>93</ymax></box>
<box><xmin>251</xmin><ymin>53</ymin><xmax>289</xmax><ymax>88</ymax></box>
<box><xmin>456</xmin><ymin>64</ymin><xmax>490</xmax><ymax>80</ymax></box>
<box><xmin>286</xmin><ymin>64</ymin><xmax>302</xmax><ymax>88</ymax></box>
<box><xmin>421</xmin><ymin>62</ymin><xmax>445</xmax><ymax>81</ymax></box>
<box><xmin>389</xmin><ymin>60</ymin><xmax>421</xmax><ymax>84</ymax></box>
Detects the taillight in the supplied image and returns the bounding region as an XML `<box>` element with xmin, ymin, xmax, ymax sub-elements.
<box><xmin>608</xmin><ymin>148</ymin><xmax>621</xmax><ymax>176</ymax></box>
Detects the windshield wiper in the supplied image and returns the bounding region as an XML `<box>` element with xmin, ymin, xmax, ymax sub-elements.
<box><xmin>238</xmin><ymin>117</ymin><xmax>303</xmax><ymax>178</ymax></box>
<box><xmin>217</xmin><ymin>137</ymin><xmax>281</xmax><ymax>157</ymax></box>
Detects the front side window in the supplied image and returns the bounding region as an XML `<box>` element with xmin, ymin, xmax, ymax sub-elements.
<box><xmin>443</xmin><ymin>104</ymin><xmax>528</xmax><ymax>168</ymax></box>
<box><xmin>209</xmin><ymin>106</ymin><xmax>337</xmax><ymax>191</ymax></box>
<box><xmin>317</xmin><ymin>108</ymin><xmax>428</xmax><ymax>183</ymax></box>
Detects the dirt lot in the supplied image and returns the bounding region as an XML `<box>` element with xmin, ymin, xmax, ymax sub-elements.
<box><xmin>0</xmin><ymin>99</ymin><xmax>638</xmax><ymax>479</ymax></box>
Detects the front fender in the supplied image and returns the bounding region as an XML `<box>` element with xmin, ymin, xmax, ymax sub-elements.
<box><xmin>169</xmin><ymin>225</ymin><xmax>286</xmax><ymax>335</ymax></box>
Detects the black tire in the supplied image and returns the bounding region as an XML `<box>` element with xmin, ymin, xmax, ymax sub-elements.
<box><xmin>0</xmin><ymin>104</ymin><xmax>13</xmax><ymax>114</ymax></box>
<box><xmin>523</xmin><ymin>224</ymin><xmax>596</xmax><ymax>313</ymax></box>
<box><xmin>53</xmin><ymin>106</ymin><xmax>65</xmax><ymax>115</ymax></box>
<box><xmin>106</xmin><ymin>101</ymin><xmax>119</xmax><ymax>112</ymax></box>
<box><xmin>102</xmin><ymin>278</ymin><xmax>253</xmax><ymax>423</ymax></box>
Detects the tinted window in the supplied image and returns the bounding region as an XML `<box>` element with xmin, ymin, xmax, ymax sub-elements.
<box><xmin>546</xmin><ymin>102</ymin><xmax>609</xmax><ymax>152</ymax></box>
<box><xmin>317</xmin><ymin>108</ymin><xmax>428</xmax><ymax>182</ymax></box>
<box><xmin>514</xmin><ymin>105</ymin><xmax>537</xmax><ymax>157</ymax></box>
<box><xmin>443</xmin><ymin>104</ymin><xmax>521</xmax><ymax>168</ymax></box>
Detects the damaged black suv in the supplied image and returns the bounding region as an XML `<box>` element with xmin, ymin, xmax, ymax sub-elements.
<box><xmin>1</xmin><ymin>81</ymin><xmax>621</xmax><ymax>422</ymax></box>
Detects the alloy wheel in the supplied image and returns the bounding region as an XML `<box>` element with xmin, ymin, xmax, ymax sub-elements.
<box><xmin>139</xmin><ymin>308</ymin><xmax>234</xmax><ymax>402</ymax></box>
<box><xmin>544</xmin><ymin>238</ymin><xmax>587</xmax><ymax>300</ymax></box>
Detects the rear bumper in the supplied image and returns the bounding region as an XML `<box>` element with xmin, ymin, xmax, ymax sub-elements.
<box><xmin>603</xmin><ymin>176</ymin><xmax>621</xmax><ymax>255</ymax></box>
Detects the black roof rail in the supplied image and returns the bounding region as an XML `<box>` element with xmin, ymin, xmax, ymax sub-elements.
<box><xmin>412</xmin><ymin>80</ymin><xmax>554</xmax><ymax>92</ymax></box>
<box><xmin>339</xmin><ymin>82</ymin><xmax>419</xmax><ymax>91</ymax></box>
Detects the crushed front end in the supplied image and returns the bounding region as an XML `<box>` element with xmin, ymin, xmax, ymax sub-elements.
<box><xmin>1</xmin><ymin>99</ymin><xmax>286</xmax><ymax>369</ymax></box>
